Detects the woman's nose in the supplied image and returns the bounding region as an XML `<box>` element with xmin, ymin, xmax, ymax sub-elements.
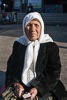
<box><xmin>31</xmin><ymin>24</ymin><xmax>35</xmax><ymax>31</ymax></box>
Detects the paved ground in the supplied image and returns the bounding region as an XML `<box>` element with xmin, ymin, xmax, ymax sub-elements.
<box><xmin>0</xmin><ymin>24</ymin><xmax>67</xmax><ymax>92</ymax></box>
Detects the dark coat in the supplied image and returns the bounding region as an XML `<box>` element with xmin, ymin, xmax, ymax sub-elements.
<box><xmin>5</xmin><ymin>41</ymin><xmax>67</xmax><ymax>100</ymax></box>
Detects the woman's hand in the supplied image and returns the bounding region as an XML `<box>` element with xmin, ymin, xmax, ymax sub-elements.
<box><xmin>29</xmin><ymin>88</ymin><xmax>38</xmax><ymax>99</ymax></box>
<box><xmin>14</xmin><ymin>83</ymin><xmax>25</xmax><ymax>98</ymax></box>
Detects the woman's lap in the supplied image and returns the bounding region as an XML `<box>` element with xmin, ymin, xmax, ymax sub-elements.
<box><xmin>1</xmin><ymin>86</ymin><xmax>58</xmax><ymax>100</ymax></box>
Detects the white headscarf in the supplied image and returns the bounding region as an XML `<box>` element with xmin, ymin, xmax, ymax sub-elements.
<box><xmin>16</xmin><ymin>12</ymin><xmax>53</xmax><ymax>86</ymax></box>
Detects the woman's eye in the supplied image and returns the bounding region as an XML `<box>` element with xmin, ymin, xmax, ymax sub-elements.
<box><xmin>27</xmin><ymin>24</ymin><xmax>39</xmax><ymax>27</ymax></box>
<box><xmin>35</xmin><ymin>24</ymin><xmax>38</xmax><ymax>26</ymax></box>
<box><xmin>27</xmin><ymin>24</ymin><xmax>30</xmax><ymax>26</ymax></box>
<box><xmin>27</xmin><ymin>24</ymin><xmax>32</xmax><ymax>26</ymax></box>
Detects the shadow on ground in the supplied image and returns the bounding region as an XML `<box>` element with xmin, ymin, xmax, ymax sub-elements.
<box><xmin>59</xmin><ymin>46</ymin><xmax>67</xmax><ymax>49</ymax></box>
<box><xmin>0</xmin><ymin>71</ymin><xmax>5</xmax><ymax>89</ymax></box>
<box><xmin>46</xmin><ymin>32</ymin><xmax>67</xmax><ymax>43</ymax></box>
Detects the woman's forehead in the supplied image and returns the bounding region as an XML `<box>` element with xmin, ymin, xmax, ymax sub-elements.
<box><xmin>26</xmin><ymin>18</ymin><xmax>41</xmax><ymax>25</ymax></box>
<box><xmin>31</xmin><ymin>18</ymin><xmax>40</xmax><ymax>22</ymax></box>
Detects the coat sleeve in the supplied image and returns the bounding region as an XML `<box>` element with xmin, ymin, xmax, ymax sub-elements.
<box><xmin>30</xmin><ymin>42</ymin><xmax>61</xmax><ymax>97</ymax></box>
<box><xmin>5</xmin><ymin>41</ymin><xmax>20</xmax><ymax>87</ymax></box>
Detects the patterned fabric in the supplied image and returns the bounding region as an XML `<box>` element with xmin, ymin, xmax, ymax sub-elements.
<box><xmin>35</xmin><ymin>96</ymin><xmax>53</xmax><ymax>100</ymax></box>
<box><xmin>27</xmin><ymin>62</ymin><xmax>35</xmax><ymax>86</ymax></box>
<box><xmin>1</xmin><ymin>87</ymin><xmax>17</xmax><ymax>100</ymax></box>
<box><xmin>1</xmin><ymin>87</ymin><xmax>53</xmax><ymax>100</ymax></box>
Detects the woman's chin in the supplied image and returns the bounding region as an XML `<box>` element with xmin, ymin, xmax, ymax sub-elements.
<box><xmin>29</xmin><ymin>37</ymin><xmax>36</xmax><ymax>41</ymax></box>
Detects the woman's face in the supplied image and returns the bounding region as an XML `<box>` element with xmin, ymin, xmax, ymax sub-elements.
<box><xmin>25</xmin><ymin>18</ymin><xmax>41</xmax><ymax>41</ymax></box>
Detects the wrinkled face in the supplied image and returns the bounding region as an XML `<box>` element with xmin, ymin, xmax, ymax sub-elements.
<box><xmin>25</xmin><ymin>18</ymin><xmax>41</xmax><ymax>41</ymax></box>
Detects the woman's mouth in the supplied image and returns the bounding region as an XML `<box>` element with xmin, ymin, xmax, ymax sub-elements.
<box><xmin>30</xmin><ymin>32</ymin><xmax>36</xmax><ymax>36</ymax></box>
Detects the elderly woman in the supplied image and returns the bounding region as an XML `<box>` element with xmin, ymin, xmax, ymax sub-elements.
<box><xmin>5</xmin><ymin>12</ymin><xmax>67</xmax><ymax>100</ymax></box>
